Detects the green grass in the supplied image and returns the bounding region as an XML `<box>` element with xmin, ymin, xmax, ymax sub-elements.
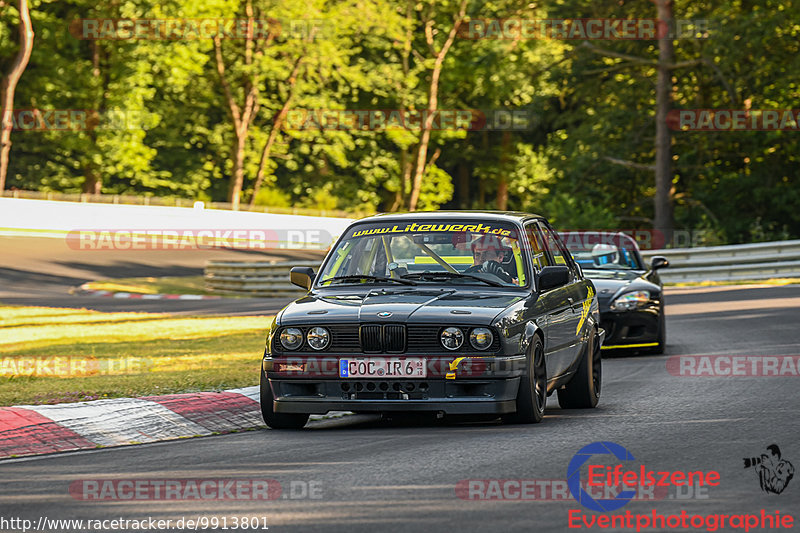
<box><xmin>0</xmin><ymin>305</ymin><xmax>272</xmax><ymax>406</ymax></box>
<box><xmin>82</xmin><ymin>276</ymin><xmax>211</xmax><ymax>295</ymax></box>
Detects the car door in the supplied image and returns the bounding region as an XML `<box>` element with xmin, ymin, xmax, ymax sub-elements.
<box><xmin>524</xmin><ymin>221</ymin><xmax>574</xmax><ymax>379</ymax></box>
<box><xmin>537</xmin><ymin>221</ymin><xmax>585</xmax><ymax>376</ymax></box>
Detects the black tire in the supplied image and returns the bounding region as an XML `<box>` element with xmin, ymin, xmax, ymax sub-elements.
<box><xmin>260</xmin><ymin>371</ymin><xmax>309</xmax><ymax>429</ymax></box>
<box><xmin>503</xmin><ymin>335</ymin><xmax>546</xmax><ymax>424</ymax></box>
<box><xmin>557</xmin><ymin>330</ymin><xmax>601</xmax><ymax>409</ymax></box>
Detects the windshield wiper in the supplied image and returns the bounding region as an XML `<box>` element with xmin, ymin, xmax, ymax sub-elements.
<box><xmin>401</xmin><ymin>271</ymin><xmax>505</xmax><ymax>287</ymax></box>
<box><xmin>320</xmin><ymin>275</ymin><xmax>417</xmax><ymax>286</ymax></box>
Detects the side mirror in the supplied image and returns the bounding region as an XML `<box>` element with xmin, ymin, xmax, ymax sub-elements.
<box><xmin>290</xmin><ymin>266</ymin><xmax>315</xmax><ymax>290</ymax></box>
<box><xmin>538</xmin><ymin>265</ymin><xmax>570</xmax><ymax>292</ymax></box>
<box><xmin>650</xmin><ymin>256</ymin><xmax>670</xmax><ymax>270</ymax></box>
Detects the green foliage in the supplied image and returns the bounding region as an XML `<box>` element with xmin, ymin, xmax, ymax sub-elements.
<box><xmin>252</xmin><ymin>186</ymin><xmax>291</xmax><ymax>208</ymax></box>
<box><xmin>1</xmin><ymin>0</ymin><xmax>798</xmax><ymax>243</ymax></box>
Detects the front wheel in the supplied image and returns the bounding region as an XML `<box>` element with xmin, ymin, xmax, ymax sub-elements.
<box><xmin>557</xmin><ymin>330</ymin><xmax>601</xmax><ymax>409</ymax></box>
<box><xmin>260</xmin><ymin>371</ymin><xmax>309</xmax><ymax>429</ymax></box>
<box><xmin>503</xmin><ymin>335</ymin><xmax>546</xmax><ymax>424</ymax></box>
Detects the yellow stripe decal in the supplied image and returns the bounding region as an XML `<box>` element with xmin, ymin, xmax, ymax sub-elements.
<box><xmin>601</xmin><ymin>342</ymin><xmax>659</xmax><ymax>350</ymax></box>
<box><xmin>576</xmin><ymin>286</ymin><xmax>594</xmax><ymax>334</ymax></box>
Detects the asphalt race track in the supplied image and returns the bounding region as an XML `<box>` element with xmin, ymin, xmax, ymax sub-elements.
<box><xmin>1</xmin><ymin>236</ymin><xmax>799</xmax><ymax>532</ymax></box>
<box><xmin>0</xmin><ymin>236</ymin><xmax>325</xmax><ymax>315</ymax></box>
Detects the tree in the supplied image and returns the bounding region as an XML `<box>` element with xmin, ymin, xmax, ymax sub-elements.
<box><xmin>407</xmin><ymin>0</ymin><xmax>467</xmax><ymax>211</ymax></box>
<box><xmin>0</xmin><ymin>0</ymin><xmax>33</xmax><ymax>192</ymax></box>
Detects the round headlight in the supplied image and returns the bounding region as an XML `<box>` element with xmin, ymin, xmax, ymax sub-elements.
<box><xmin>470</xmin><ymin>328</ymin><xmax>494</xmax><ymax>350</ymax></box>
<box><xmin>610</xmin><ymin>290</ymin><xmax>651</xmax><ymax>311</ymax></box>
<box><xmin>280</xmin><ymin>328</ymin><xmax>303</xmax><ymax>350</ymax></box>
<box><xmin>306</xmin><ymin>327</ymin><xmax>330</xmax><ymax>350</ymax></box>
<box><xmin>440</xmin><ymin>327</ymin><xmax>464</xmax><ymax>351</ymax></box>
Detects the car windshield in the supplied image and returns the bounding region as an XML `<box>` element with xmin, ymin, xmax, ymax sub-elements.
<box><xmin>318</xmin><ymin>220</ymin><xmax>528</xmax><ymax>287</ymax></box>
<box><xmin>560</xmin><ymin>232</ymin><xmax>643</xmax><ymax>270</ymax></box>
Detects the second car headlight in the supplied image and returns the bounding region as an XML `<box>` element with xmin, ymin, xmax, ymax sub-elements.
<box><xmin>469</xmin><ymin>328</ymin><xmax>494</xmax><ymax>350</ymax></box>
<box><xmin>306</xmin><ymin>327</ymin><xmax>330</xmax><ymax>350</ymax></box>
<box><xmin>440</xmin><ymin>327</ymin><xmax>464</xmax><ymax>350</ymax></box>
<box><xmin>610</xmin><ymin>290</ymin><xmax>651</xmax><ymax>311</ymax></box>
<box><xmin>280</xmin><ymin>328</ymin><xmax>304</xmax><ymax>350</ymax></box>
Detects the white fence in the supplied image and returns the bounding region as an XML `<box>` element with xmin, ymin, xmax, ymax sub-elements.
<box><xmin>0</xmin><ymin>197</ymin><xmax>353</xmax><ymax>250</ymax></box>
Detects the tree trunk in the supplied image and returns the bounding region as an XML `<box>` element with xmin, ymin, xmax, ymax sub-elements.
<box><xmin>654</xmin><ymin>0</ymin><xmax>675</xmax><ymax>245</ymax></box>
<box><xmin>0</xmin><ymin>0</ymin><xmax>34</xmax><ymax>192</ymax></box>
<box><xmin>83</xmin><ymin>40</ymin><xmax>103</xmax><ymax>195</ymax></box>
<box><xmin>457</xmin><ymin>161</ymin><xmax>469</xmax><ymax>209</ymax></box>
<box><xmin>82</xmin><ymin>166</ymin><xmax>102</xmax><ymax>195</ymax></box>
<box><xmin>228</xmin><ymin>132</ymin><xmax>247</xmax><ymax>210</ymax></box>
<box><xmin>407</xmin><ymin>0</ymin><xmax>467</xmax><ymax>211</ymax></box>
<box><xmin>249</xmin><ymin>56</ymin><xmax>304</xmax><ymax>206</ymax></box>
<box><xmin>496</xmin><ymin>131</ymin><xmax>511</xmax><ymax>210</ymax></box>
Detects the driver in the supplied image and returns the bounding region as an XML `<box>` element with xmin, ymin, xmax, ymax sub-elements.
<box><xmin>465</xmin><ymin>234</ymin><xmax>514</xmax><ymax>284</ymax></box>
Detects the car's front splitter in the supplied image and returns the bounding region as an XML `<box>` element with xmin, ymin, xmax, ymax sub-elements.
<box><xmin>269</xmin><ymin>377</ymin><xmax>521</xmax><ymax>415</ymax></box>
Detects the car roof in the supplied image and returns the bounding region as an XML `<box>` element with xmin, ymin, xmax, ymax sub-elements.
<box><xmin>354</xmin><ymin>210</ymin><xmax>543</xmax><ymax>224</ymax></box>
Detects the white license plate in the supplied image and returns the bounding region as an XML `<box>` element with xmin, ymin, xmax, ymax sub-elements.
<box><xmin>339</xmin><ymin>358</ymin><xmax>426</xmax><ymax>378</ymax></box>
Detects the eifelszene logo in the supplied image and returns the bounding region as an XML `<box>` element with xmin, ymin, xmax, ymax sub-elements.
<box><xmin>567</xmin><ymin>441</ymin><xmax>637</xmax><ymax>512</ymax></box>
<box><xmin>567</xmin><ymin>441</ymin><xmax>721</xmax><ymax>512</ymax></box>
<box><xmin>744</xmin><ymin>444</ymin><xmax>794</xmax><ymax>494</ymax></box>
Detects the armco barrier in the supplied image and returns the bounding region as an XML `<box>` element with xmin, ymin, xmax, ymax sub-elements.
<box><xmin>205</xmin><ymin>261</ymin><xmax>320</xmax><ymax>296</ymax></box>
<box><xmin>640</xmin><ymin>240</ymin><xmax>800</xmax><ymax>283</ymax></box>
<box><xmin>205</xmin><ymin>240</ymin><xmax>800</xmax><ymax>294</ymax></box>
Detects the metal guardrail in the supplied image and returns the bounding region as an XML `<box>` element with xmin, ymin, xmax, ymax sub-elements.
<box><xmin>640</xmin><ymin>240</ymin><xmax>800</xmax><ymax>283</ymax></box>
<box><xmin>205</xmin><ymin>261</ymin><xmax>320</xmax><ymax>296</ymax></box>
<box><xmin>205</xmin><ymin>240</ymin><xmax>800</xmax><ymax>295</ymax></box>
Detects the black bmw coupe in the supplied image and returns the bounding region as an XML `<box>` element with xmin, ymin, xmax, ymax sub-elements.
<box><xmin>260</xmin><ymin>211</ymin><xmax>605</xmax><ymax>429</ymax></box>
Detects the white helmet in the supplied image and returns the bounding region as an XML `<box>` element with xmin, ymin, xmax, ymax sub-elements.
<box><xmin>591</xmin><ymin>243</ymin><xmax>619</xmax><ymax>266</ymax></box>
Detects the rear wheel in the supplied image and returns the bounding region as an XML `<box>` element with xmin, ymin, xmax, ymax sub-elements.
<box><xmin>503</xmin><ymin>335</ymin><xmax>546</xmax><ymax>424</ymax></box>
<box><xmin>260</xmin><ymin>371</ymin><xmax>309</xmax><ymax>429</ymax></box>
<box><xmin>557</xmin><ymin>330</ymin><xmax>601</xmax><ymax>409</ymax></box>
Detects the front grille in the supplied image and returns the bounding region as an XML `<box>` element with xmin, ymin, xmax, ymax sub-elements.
<box><xmin>360</xmin><ymin>325</ymin><xmax>383</xmax><ymax>352</ymax></box>
<box><xmin>384</xmin><ymin>325</ymin><xmax>407</xmax><ymax>352</ymax></box>
<box><xmin>359</xmin><ymin>324</ymin><xmax>406</xmax><ymax>353</ymax></box>
<box><xmin>273</xmin><ymin>324</ymin><xmax>497</xmax><ymax>354</ymax></box>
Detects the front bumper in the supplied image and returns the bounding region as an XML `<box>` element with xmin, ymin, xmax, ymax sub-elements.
<box><xmin>599</xmin><ymin>305</ymin><xmax>660</xmax><ymax>350</ymax></box>
<box><xmin>263</xmin><ymin>354</ymin><xmax>526</xmax><ymax>415</ymax></box>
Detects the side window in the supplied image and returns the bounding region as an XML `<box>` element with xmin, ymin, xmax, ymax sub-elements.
<box><xmin>539</xmin><ymin>223</ymin><xmax>581</xmax><ymax>280</ymax></box>
<box><xmin>524</xmin><ymin>222</ymin><xmax>552</xmax><ymax>272</ymax></box>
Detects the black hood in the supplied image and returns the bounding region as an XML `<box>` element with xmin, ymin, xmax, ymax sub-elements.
<box><xmin>583</xmin><ymin>269</ymin><xmax>660</xmax><ymax>308</ymax></box>
<box><xmin>278</xmin><ymin>288</ymin><xmax>525</xmax><ymax>326</ymax></box>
